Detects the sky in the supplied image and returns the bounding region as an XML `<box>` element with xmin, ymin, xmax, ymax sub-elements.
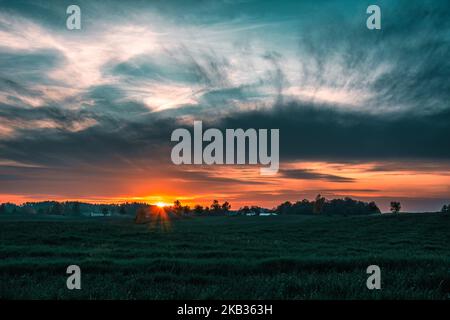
<box><xmin>0</xmin><ymin>0</ymin><xmax>449</xmax><ymax>212</ymax></box>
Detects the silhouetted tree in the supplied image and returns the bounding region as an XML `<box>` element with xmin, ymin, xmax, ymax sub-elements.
<box><xmin>240</xmin><ymin>206</ymin><xmax>251</xmax><ymax>214</ymax></box>
<box><xmin>441</xmin><ymin>204</ymin><xmax>449</xmax><ymax>213</ymax></box>
<box><xmin>135</xmin><ymin>206</ymin><xmax>148</xmax><ymax>224</ymax></box>
<box><xmin>101</xmin><ymin>207</ymin><xmax>109</xmax><ymax>216</ymax></box>
<box><xmin>211</xmin><ymin>200</ymin><xmax>221</xmax><ymax>212</ymax></box>
<box><xmin>291</xmin><ymin>199</ymin><xmax>313</xmax><ymax>215</ymax></box>
<box><xmin>0</xmin><ymin>203</ymin><xmax>6</xmax><ymax>214</ymax></box>
<box><xmin>72</xmin><ymin>202</ymin><xmax>81</xmax><ymax>216</ymax></box>
<box><xmin>313</xmin><ymin>194</ymin><xmax>326</xmax><ymax>214</ymax></box>
<box><xmin>21</xmin><ymin>206</ymin><xmax>36</xmax><ymax>215</ymax></box>
<box><xmin>221</xmin><ymin>201</ymin><xmax>231</xmax><ymax>212</ymax></box>
<box><xmin>50</xmin><ymin>202</ymin><xmax>63</xmax><ymax>215</ymax></box>
<box><xmin>276</xmin><ymin>201</ymin><xmax>292</xmax><ymax>215</ymax></box>
<box><xmin>368</xmin><ymin>201</ymin><xmax>381</xmax><ymax>214</ymax></box>
<box><xmin>173</xmin><ymin>200</ymin><xmax>183</xmax><ymax>215</ymax></box>
<box><xmin>119</xmin><ymin>204</ymin><xmax>127</xmax><ymax>215</ymax></box>
<box><xmin>182</xmin><ymin>205</ymin><xmax>191</xmax><ymax>215</ymax></box>
<box><xmin>193</xmin><ymin>205</ymin><xmax>204</xmax><ymax>215</ymax></box>
<box><xmin>390</xmin><ymin>201</ymin><xmax>401</xmax><ymax>213</ymax></box>
<box><xmin>250</xmin><ymin>206</ymin><xmax>262</xmax><ymax>214</ymax></box>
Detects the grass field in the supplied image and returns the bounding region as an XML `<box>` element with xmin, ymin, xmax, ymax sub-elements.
<box><xmin>0</xmin><ymin>213</ymin><xmax>449</xmax><ymax>299</ymax></box>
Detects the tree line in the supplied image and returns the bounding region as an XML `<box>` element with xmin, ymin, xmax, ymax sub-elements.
<box><xmin>2</xmin><ymin>197</ymin><xmax>449</xmax><ymax>217</ymax></box>
<box><xmin>275</xmin><ymin>195</ymin><xmax>381</xmax><ymax>215</ymax></box>
<box><xmin>0</xmin><ymin>201</ymin><xmax>146</xmax><ymax>216</ymax></box>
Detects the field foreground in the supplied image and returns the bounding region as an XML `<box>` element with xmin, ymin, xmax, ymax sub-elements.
<box><xmin>0</xmin><ymin>213</ymin><xmax>449</xmax><ymax>299</ymax></box>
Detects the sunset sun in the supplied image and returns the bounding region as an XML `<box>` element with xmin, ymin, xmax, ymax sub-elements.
<box><xmin>155</xmin><ymin>201</ymin><xmax>169</xmax><ymax>208</ymax></box>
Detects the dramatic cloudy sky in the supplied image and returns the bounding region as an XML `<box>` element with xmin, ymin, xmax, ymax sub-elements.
<box><xmin>0</xmin><ymin>0</ymin><xmax>449</xmax><ymax>211</ymax></box>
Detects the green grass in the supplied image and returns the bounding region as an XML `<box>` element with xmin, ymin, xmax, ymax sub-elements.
<box><xmin>0</xmin><ymin>213</ymin><xmax>449</xmax><ymax>299</ymax></box>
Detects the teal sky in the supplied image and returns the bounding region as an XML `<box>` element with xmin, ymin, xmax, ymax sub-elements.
<box><xmin>0</xmin><ymin>0</ymin><xmax>449</xmax><ymax>211</ymax></box>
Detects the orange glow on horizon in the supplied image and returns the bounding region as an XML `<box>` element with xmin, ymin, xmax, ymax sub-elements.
<box><xmin>2</xmin><ymin>160</ymin><xmax>450</xmax><ymax>212</ymax></box>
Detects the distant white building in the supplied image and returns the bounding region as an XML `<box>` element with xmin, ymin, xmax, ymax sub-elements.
<box><xmin>259</xmin><ymin>211</ymin><xmax>278</xmax><ymax>216</ymax></box>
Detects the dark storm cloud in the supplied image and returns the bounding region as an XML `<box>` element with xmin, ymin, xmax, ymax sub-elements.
<box><xmin>367</xmin><ymin>161</ymin><xmax>450</xmax><ymax>173</ymax></box>
<box><xmin>172</xmin><ymin>168</ymin><xmax>272</xmax><ymax>186</ymax></box>
<box><xmin>217</xmin><ymin>103</ymin><xmax>450</xmax><ymax>161</ymax></box>
<box><xmin>0</xmin><ymin>102</ymin><xmax>179</xmax><ymax>168</ymax></box>
<box><xmin>1</xmin><ymin>100</ymin><xmax>449</xmax><ymax>174</ymax></box>
<box><xmin>279</xmin><ymin>168</ymin><xmax>354</xmax><ymax>182</ymax></box>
